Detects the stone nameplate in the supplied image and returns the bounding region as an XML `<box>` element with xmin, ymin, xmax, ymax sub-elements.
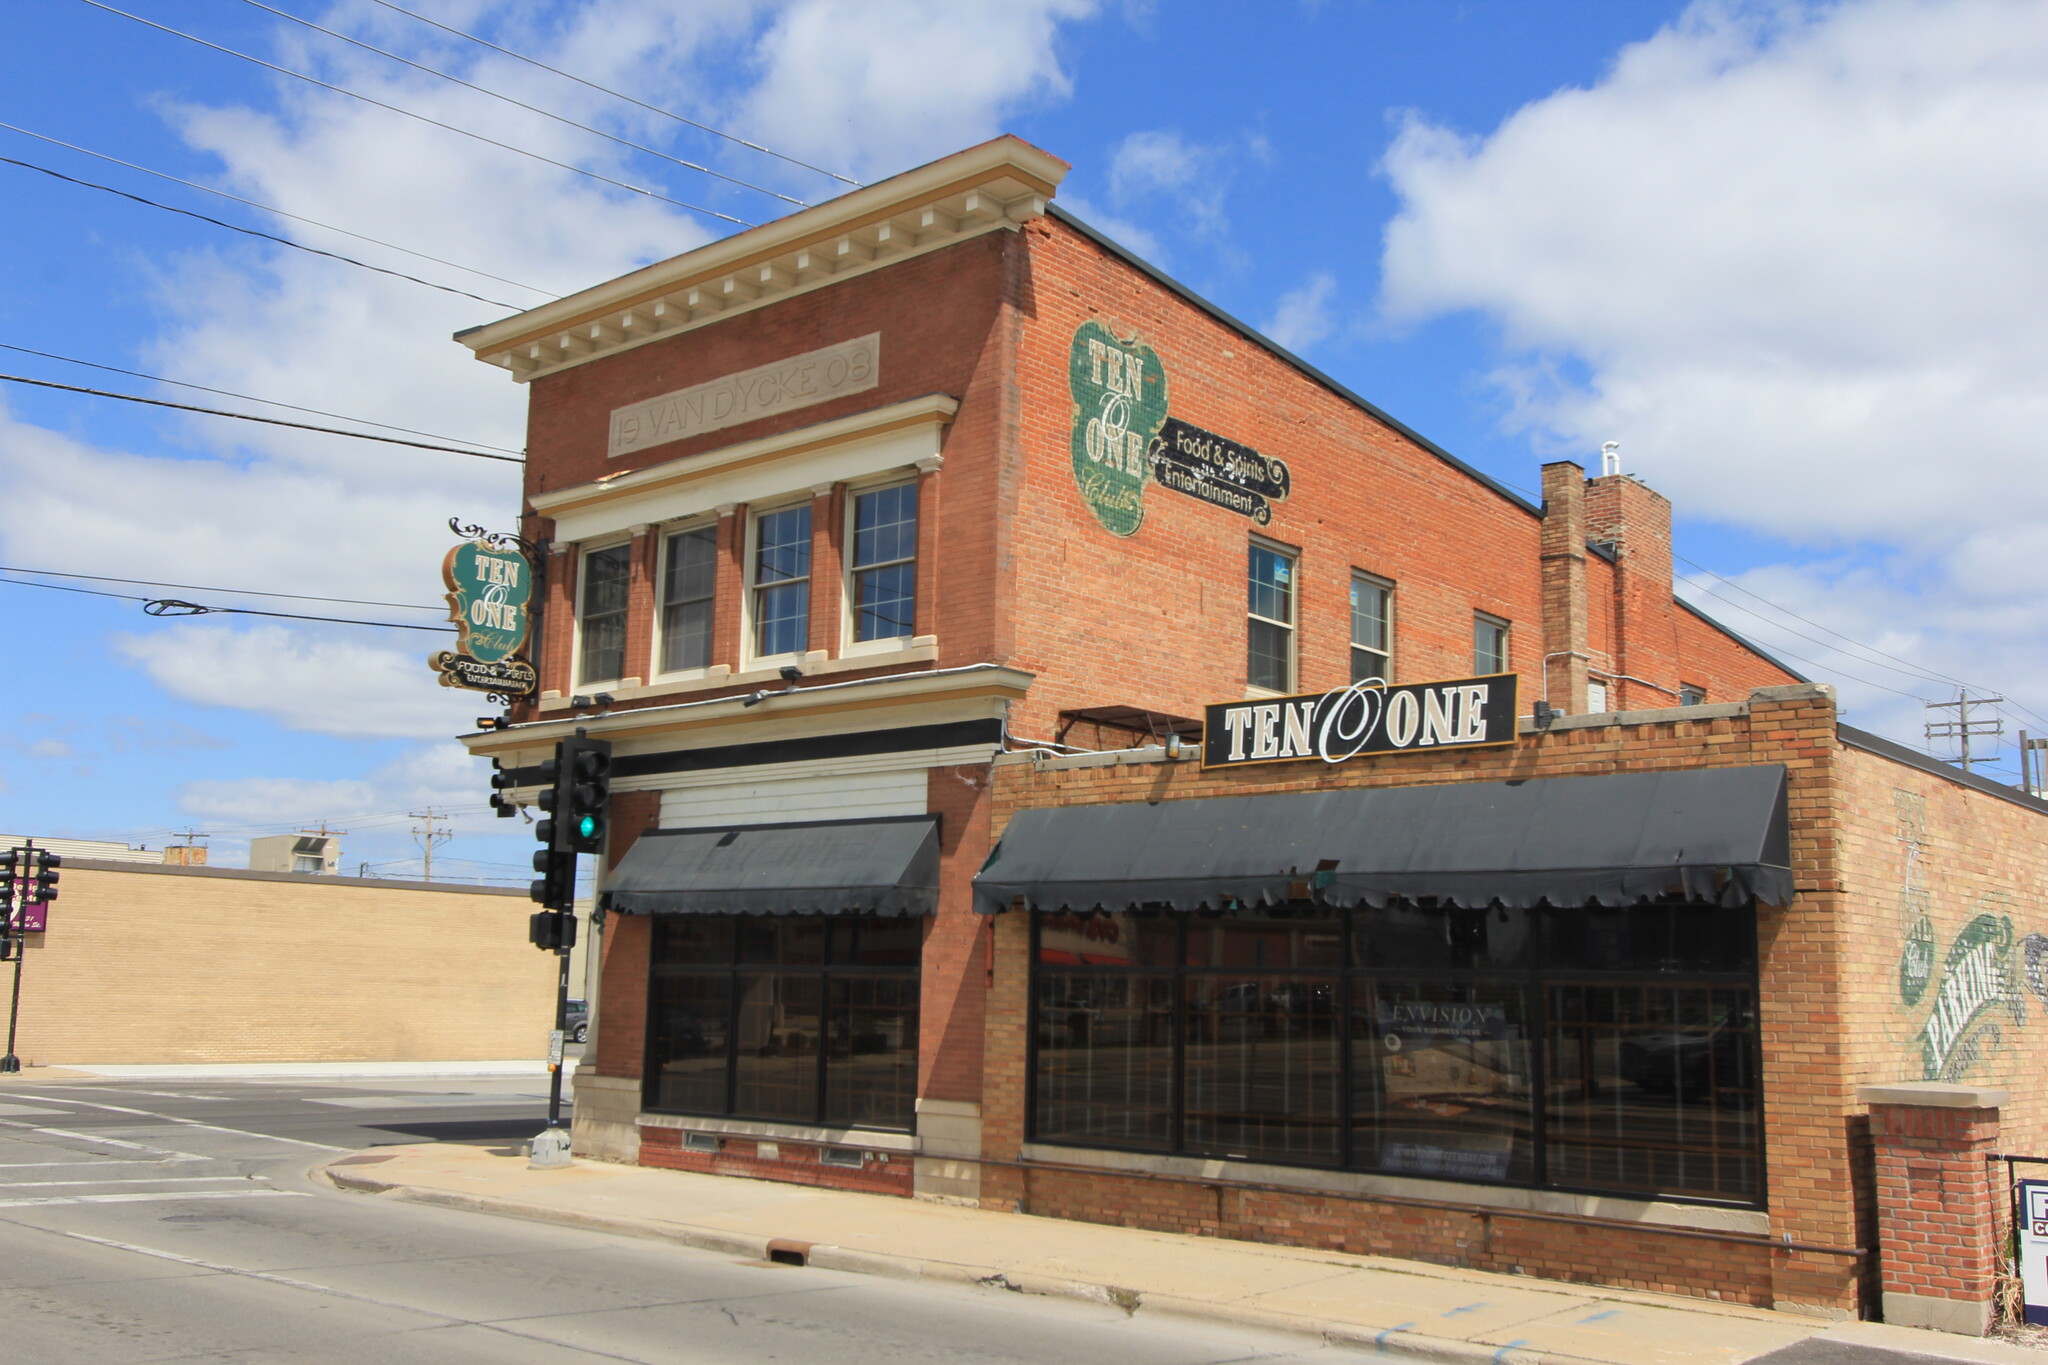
<box><xmin>608</xmin><ymin>333</ymin><xmax>879</xmax><ymax>459</ymax></box>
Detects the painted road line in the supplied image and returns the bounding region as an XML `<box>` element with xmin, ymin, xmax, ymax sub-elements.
<box><xmin>29</xmin><ymin>1129</ymin><xmax>207</xmax><ymax>1160</ymax></box>
<box><xmin>48</xmin><ymin>1227</ymin><xmax>460</xmax><ymax>1315</ymax></box>
<box><xmin>0</xmin><ymin>1160</ymin><xmax>134</xmax><ymax>1169</ymax></box>
<box><xmin>0</xmin><ymin>1188</ymin><xmax>311</xmax><ymax>1208</ymax></box>
<box><xmin>32</xmin><ymin>1098</ymin><xmax>349</xmax><ymax>1152</ymax></box>
<box><xmin>0</xmin><ymin>1176</ymin><xmax>262</xmax><ymax>1188</ymax></box>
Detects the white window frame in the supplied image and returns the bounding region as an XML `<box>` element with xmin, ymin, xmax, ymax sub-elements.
<box><xmin>1246</xmin><ymin>536</ymin><xmax>1298</xmax><ymax>696</ymax></box>
<box><xmin>651</xmin><ymin>518</ymin><xmax>720</xmax><ymax>681</ymax></box>
<box><xmin>743</xmin><ymin>498</ymin><xmax>814</xmax><ymax>667</ymax></box>
<box><xmin>1349</xmin><ymin>571</ymin><xmax>1394</xmax><ymax>685</ymax></box>
<box><xmin>1679</xmin><ymin>683</ymin><xmax>1707</xmax><ymax>707</ymax></box>
<box><xmin>840</xmin><ymin>474</ymin><xmax>921</xmax><ymax>658</ymax></box>
<box><xmin>572</xmin><ymin>538</ymin><xmax>633</xmax><ymax>689</ymax></box>
<box><xmin>1472</xmin><ymin>612</ymin><xmax>1510</xmax><ymax>676</ymax></box>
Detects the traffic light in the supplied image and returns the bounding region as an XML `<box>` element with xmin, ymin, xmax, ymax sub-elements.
<box><xmin>529</xmin><ymin>741</ymin><xmax>570</xmax><ymax>910</ymax></box>
<box><xmin>559</xmin><ymin>734</ymin><xmax>612</xmax><ymax>856</ymax></box>
<box><xmin>30</xmin><ymin>851</ymin><xmax>58</xmax><ymax>905</ymax></box>
<box><xmin>528</xmin><ymin>909</ymin><xmax>576</xmax><ymax>952</ymax></box>
<box><xmin>489</xmin><ymin>758</ymin><xmax>518</xmax><ymax>818</ymax></box>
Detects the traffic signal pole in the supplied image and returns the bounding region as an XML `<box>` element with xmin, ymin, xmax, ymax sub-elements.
<box><xmin>526</xmin><ymin>728</ymin><xmax>610</xmax><ymax>1164</ymax></box>
<box><xmin>1</xmin><ymin>841</ymin><xmax>37</xmax><ymax>1074</ymax></box>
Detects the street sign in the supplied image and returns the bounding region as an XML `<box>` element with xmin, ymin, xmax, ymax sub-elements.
<box><xmin>547</xmin><ymin>1028</ymin><xmax>565</xmax><ymax>1067</ymax></box>
<box><xmin>2021</xmin><ymin>1180</ymin><xmax>2048</xmax><ymax>1326</ymax></box>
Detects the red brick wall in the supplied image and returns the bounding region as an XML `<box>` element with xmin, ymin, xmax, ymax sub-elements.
<box><xmin>921</xmin><ymin>764</ymin><xmax>996</xmax><ymax>1103</ymax></box>
<box><xmin>1867</xmin><ymin>1102</ymin><xmax>2003</xmax><ymax>1309</ymax></box>
<box><xmin>595</xmin><ymin>910</ymin><xmax>649</xmax><ymax>1080</ymax></box>
<box><xmin>978</xmin><ymin>683</ymin><xmax>1862</xmax><ymax>1313</ymax></box>
<box><xmin>639</xmin><ymin>1126</ymin><xmax>912</xmax><ymax>1197</ymax></box>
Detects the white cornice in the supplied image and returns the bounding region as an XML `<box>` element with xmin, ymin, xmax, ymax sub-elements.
<box><xmin>456</xmin><ymin>136</ymin><xmax>1067</xmax><ymax>384</ymax></box>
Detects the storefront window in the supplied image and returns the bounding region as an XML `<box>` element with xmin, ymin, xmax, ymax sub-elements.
<box><xmin>645</xmin><ymin>914</ymin><xmax>920</xmax><ymax>1131</ymax></box>
<box><xmin>1028</xmin><ymin>902</ymin><xmax>1761</xmax><ymax>1205</ymax></box>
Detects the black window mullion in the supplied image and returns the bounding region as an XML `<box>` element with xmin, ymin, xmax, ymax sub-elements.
<box><xmin>814</xmin><ymin>964</ymin><xmax>830</xmax><ymax>1126</ymax></box>
<box><xmin>1338</xmin><ymin>908</ymin><xmax>1354</xmax><ymax>1170</ymax></box>
<box><xmin>1024</xmin><ymin>913</ymin><xmax>1041</xmax><ymax>1143</ymax></box>
<box><xmin>1170</xmin><ymin>916</ymin><xmax>1186</xmax><ymax>1155</ymax></box>
<box><xmin>724</xmin><ymin>927</ymin><xmax>741</xmax><ymax>1118</ymax></box>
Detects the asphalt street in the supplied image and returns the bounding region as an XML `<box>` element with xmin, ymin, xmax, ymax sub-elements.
<box><xmin>0</xmin><ymin>1076</ymin><xmax>1373</xmax><ymax>1363</ymax></box>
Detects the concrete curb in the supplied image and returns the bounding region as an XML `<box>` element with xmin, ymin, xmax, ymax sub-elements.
<box><xmin>316</xmin><ymin>1162</ymin><xmax>1625</xmax><ymax>1365</ymax></box>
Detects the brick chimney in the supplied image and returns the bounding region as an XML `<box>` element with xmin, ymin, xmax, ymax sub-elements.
<box><xmin>1584</xmin><ymin>472</ymin><xmax>1678</xmax><ymax>712</ymax></box>
<box><xmin>1539</xmin><ymin>461</ymin><xmax>1590</xmax><ymax>715</ymax></box>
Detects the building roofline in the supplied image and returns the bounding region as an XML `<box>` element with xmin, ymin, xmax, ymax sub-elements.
<box><xmin>1044</xmin><ymin>204</ymin><xmax>1541</xmax><ymax>521</ymax></box>
<box><xmin>1839</xmin><ymin>723</ymin><xmax>2048</xmax><ymax>817</ymax></box>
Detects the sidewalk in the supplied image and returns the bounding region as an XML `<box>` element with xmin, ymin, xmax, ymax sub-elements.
<box><xmin>318</xmin><ymin>1143</ymin><xmax>2037</xmax><ymax>1365</ymax></box>
<box><xmin>0</xmin><ymin>1060</ymin><xmax>571</xmax><ymax>1082</ymax></box>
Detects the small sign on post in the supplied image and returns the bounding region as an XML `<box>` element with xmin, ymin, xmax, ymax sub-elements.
<box><xmin>547</xmin><ymin>1028</ymin><xmax>565</xmax><ymax>1068</ymax></box>
<box><xmin>2021</xmin><ymin>1180</ymin><xmax>2048</xmax><ymax>1326</ymax></box>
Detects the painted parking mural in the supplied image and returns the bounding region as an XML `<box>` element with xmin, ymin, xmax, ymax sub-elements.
<box><xmin>1889</xmin><ymin>790</ymin><xmax>2048</xmax><ymax>1081</ymax></box>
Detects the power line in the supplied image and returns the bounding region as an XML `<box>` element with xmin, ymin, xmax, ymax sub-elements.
<box><xmin>0</xmin><ymin>121</ymin><xmax>561</xmax><ymax>299</ymax></box>
<box><xmin>1672</xmin><ymin>584</ymin><xmax>1932</xmax><ymax>702</ymax></box>
<box><xmin>1673</xmin><ymin>551</ymin><xmax>1965</xmax><ymax>690</ymax></box>
<box><xmin>76</xmin><ymin>0</ymin><xmax>754</xmax><ymax>229</ymax></box>
<box><xmin>0</xmin><ymin>564</ymin><xmax>443</xmax><ymax>612</ymax></box>
<box><xmin>0</xmin><ymin>573</ymin><xmax>457</xmax><ymax>633</ymax></box>
<box><xmin>0</xmin><ymin>154</ymin><xmax>522</xmax><ymax>308</ymax></box>
<box><xmin>0</xmin><ymin>372</ymin><xmax>524</xmax><ymax>463</ymax></box>
<box><xmin>0</xmin><ymin>343</ymin><xmax>523</xmax><ymax>456</ymax></box>
<box><xmin>365</xmin><ymin>0</ymin><xmax>860</xmax><ymax>188</ymax></box>
<box><xmin>239</xmin><ymin>0</ymin><xmax>810</xmax><ymax>209</ymax></box>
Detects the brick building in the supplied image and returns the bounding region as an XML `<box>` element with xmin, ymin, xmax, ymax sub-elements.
<box><xmin>452</xmin><ymin>138</ymin><xmax>2048</xmax><ymax>1322</ymax></box>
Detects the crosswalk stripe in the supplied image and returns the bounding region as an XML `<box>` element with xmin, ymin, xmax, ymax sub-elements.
<box><xmin>0</xmin><ymin>1188</ymin><xmax>311</xmax><ymax>1208</ymax></box>
<box><xmin>0</xmin><ymin>1176</ymin><xmax>260</xmax><ymax>1188</ymax></box>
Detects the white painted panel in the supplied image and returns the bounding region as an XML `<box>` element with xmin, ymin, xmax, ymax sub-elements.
<box><xmin>658</xmin><ymin>767</ymin><xmax>927</xmax><ymax>830</ymax></box>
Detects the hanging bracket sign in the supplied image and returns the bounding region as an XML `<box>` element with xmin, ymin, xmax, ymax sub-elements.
<box><xmin>1204</xmin><ymin>673</ymin><xmax>1518</xmax><ymax>768</ymax></box>
<box><xmin>430</xmin><ymin>525</ymin><xmax>538</xmax><ymax>700</ymax></box>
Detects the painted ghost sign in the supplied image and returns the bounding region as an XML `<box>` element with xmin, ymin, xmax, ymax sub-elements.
<box><xmin>1068</xmin><ymin>321</ymin><xmax>1168</xmax><ymax>537</ymax></box>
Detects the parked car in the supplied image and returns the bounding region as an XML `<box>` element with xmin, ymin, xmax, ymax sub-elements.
<box><xmin>565</xmin><ymin>999</ymin><xmax>589</xmax><ymax>1045</ymax></box>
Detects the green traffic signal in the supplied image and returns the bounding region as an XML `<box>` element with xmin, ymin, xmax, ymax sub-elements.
<box><xmin>577</xmin><ymin>814</ymin><xmax>597</xmax><ymax>839</ymax></box>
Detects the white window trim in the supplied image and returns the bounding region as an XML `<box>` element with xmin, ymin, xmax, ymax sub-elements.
<box><xmin>743</xmin><ymin>498</ymin><xmax>814</xmax><ymax>669</ymax></box>
<box><xmin>650</xmin><ymin>518</ymin><xmax>721</xmax><ymax>683</ymax></box>
<box><xmin>572</xmin><ymin>538</ymin><xmax>634</xmax><ymax>690</ymax></box>
<box><xmin>840</xmin><ymin>474</ymin><xmax>921</xmax><ymax>658</ymax></box>
<box><xmin>1247</xmin><ymin>536</ymin><xmax>1298</xmax><ymax>695</ymax></box>
<box><xmin>1473</xmin><ymin>611</ymin><xmax>1511</xmax><ymax>677</ymax></box>
<box><xmin>1349</xmin><ymin>570</ymin><xmax>1394</xmax><ymax>685</ymax></box>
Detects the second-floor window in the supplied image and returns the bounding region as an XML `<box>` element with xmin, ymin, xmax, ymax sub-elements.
<box><xmin>1473</xmin><ymin>613</ymin><xmax>1509</xmax><ymax>675</ymax></box>
<box><xmin>752</xmin><ymin>503</ymin><xmax>812</xmax><ymax>658</ymax></box>
<box><xmin>851</xmin><ymin>482</ymin><xmax>917</xmax><ymax>642</ymax></box>
<box><xmin>660</xmin><ymin>524</ymin><xmax>717</xmax><ymax>673</ymax></box>
<box><xmin>1350</xmin><ymin>574</ymin><xmax>1392</xmax><ymax>683</ymax></box>
<box><xmin>1247</xmin><ymin>541</ymin><xmax>1296</xmax><ymax>692</ymax></box>
<box><xmin>577</xmin><ymin>543</ymin><xmax>631</xmax><ymax>685</ymax></box>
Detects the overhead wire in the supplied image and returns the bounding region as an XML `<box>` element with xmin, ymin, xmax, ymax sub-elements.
<box><xmin>0</xmin><ymin>121</ymin><xmax>562</xmax><ymax>299</ymax></box>
<box><xmin>0</xmin><ymin>572</ymin><xmax>456</xmax><ymax>633</ymax></box>
<box><xmin>237</xmin><ymin>0</ymin><xmax>810</xmax><ymax>208</ymax></box>
<box><xmin>0</xmin><ymin>343</ymin><xmax>524</xmax><ymax>456</ymax></box>
<box><xmin>0</xmin><ymin>564</ymin><xmax>444</xmax><ymax>613</ymax></box>
<box><xmin>75</xmin><ymin>0</ymin><xmax>754</xmax><ymax>228</ymax></box>
<box><xmin>0</xmin><ymin>154</ymin><xmax>524</xmax><ymax>308</ymax></box>
<box><xmin>0</xmin><ymin>373</ymin><xmax>525</xmax><ymax>463</ymax></box>
<box><xmin>363</xmin><ymin>0</ymin><xmax>861</xmax><ymax>188</ymax></box>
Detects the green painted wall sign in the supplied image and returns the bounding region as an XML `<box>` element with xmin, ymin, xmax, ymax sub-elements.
<box><xmin>1919</xmin><ymin>912</ymin><xmax>2020</xmax><ymax>1080</ymax></box>
<box><xmin>1068</xmin><ymin>320</ymin><xmax>1169</xmax><ymax>537</ymax></box>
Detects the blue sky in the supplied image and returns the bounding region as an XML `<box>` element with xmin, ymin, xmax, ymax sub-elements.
<box><xmin>3</xmin><ymin>0</ymin><xmax>2044</xmax><ymax>878</ymax></box>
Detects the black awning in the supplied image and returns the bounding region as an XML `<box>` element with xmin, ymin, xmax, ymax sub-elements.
<box><xmin>973</xmin><ymin>765</ymin><xmax>1792</xmax><ymax>914</ymax></box>
<box><xmin>607</xmin><ymin>815</ymin><xmax>940</xmax><ymax>917</ymax></box>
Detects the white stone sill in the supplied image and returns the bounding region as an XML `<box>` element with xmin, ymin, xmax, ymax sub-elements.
<box><xmin>638</xmin><ymin>1112</ymin><xmax>918</xmax><ymax>1153</ymax></box>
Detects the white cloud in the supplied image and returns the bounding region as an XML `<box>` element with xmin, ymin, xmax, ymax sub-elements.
<box><xmin>735</xmin><ymin>0</ymin><xmax>1098</xmax><ymax>182</ymax></box>
<box><xmin>1262</xmin><ymin>272</ymin><xmax>1337</xmax><ymax>353</ymax></box>
<box><xmin>1377</xmin><ymin>0</ymin><xmax>2048</xmax><ymax>740</ymax></box>
<box><xmin>178</xmin><ymin>741</ymin><xmax>484</xmax><ymax>825</ymax></box>
<box><xmin>113</xmin><ymin>622</ymin><xmax>475</xmax><ymax>740</ymax></box>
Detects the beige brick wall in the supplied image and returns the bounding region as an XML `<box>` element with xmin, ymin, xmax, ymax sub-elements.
<box><xmin>1838</xmin><ymin>745</ymin><xmax>2048</xmax><ymax>1154</ymax></box>
<box><xmin>8</xmin><ymin>862</ymin><xmax>556</xmax><ymax>1065</ymax></box>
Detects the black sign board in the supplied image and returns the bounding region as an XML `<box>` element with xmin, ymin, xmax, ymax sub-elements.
<box><xmin>1149</xmin><ymin>418</ymin><xmax>1291</xmax><ymax>525</ymax></box>
<box><xmin>1203</xmin><ymin>673</ymin><xmax>1518</xmax><ymax>768</ymax></box>
<box><xmin>431</xmin><ymin>651</ymin><xmax>538</xmax><ymax>699</ymax></box>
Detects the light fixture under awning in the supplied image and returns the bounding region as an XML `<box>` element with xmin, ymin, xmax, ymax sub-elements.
<box><xmin>606</xmin><ymin>814</ymin><xmax>940</xmax><ymax>917</ymax></box>
<box><xmin>973</xmin><ymin>765</ymin><xmax>1793</xmax><ymax>914</ymax></box>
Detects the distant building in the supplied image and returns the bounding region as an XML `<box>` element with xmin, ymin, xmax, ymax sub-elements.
<box><xmin>0</xmin><ymin>835</ymin><xmax>160</xmax><ymax>865</ymax></box>
<box><xmin>248</xmin><ymin>834</ymin><xmax>340</xmax><ymax>875</ymax></box>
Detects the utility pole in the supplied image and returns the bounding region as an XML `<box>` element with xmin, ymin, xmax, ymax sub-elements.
<box><xmin>409</xmin><ymin>809</ymin><xmax>452</xmax><ymax>883</ymax></box>
<box><xmin>1925</xmin><ymin>691</ymin><xmax>2005</xmax><ymax>775</ymax></box>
